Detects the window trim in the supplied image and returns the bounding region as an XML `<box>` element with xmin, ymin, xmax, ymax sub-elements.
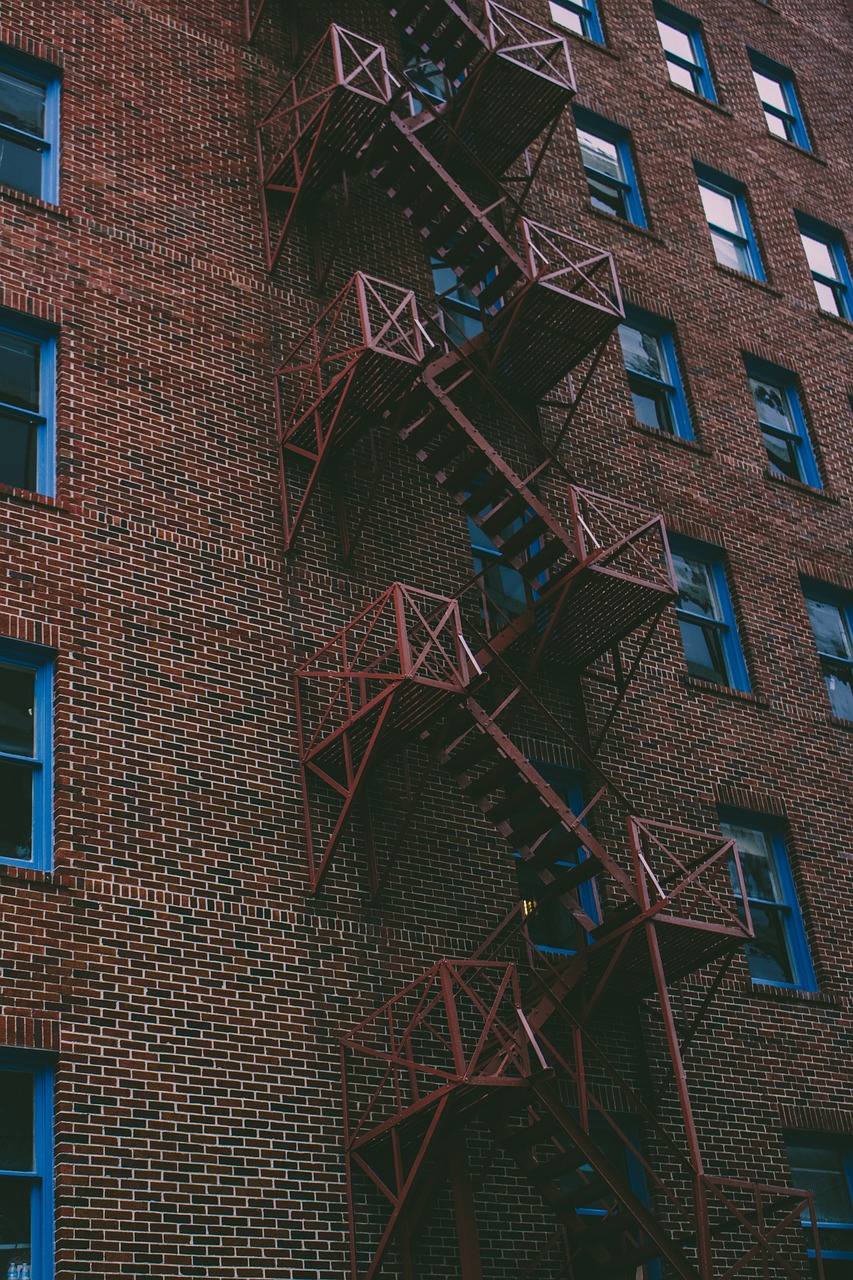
<box><xmin>748</xmin><ymin>50</ymin><xmax>810</xmax><ymax>150</ymax></box>
<box><xmin>548</xmin><ymin>0</ymin><xmax>605</xmax><ymax>45</ymax></box>
<box><xmin>796</xmin><ymin>213</ymin><xmax>852</xmax><ymax>321</ymax></box>
<box><xmin>573</xmin><ymin>108</ymin><xmax>646</xmax><ymax>229</ymax></box>
<box><xmin>0</xmin><ymin>310</ymin><xmax>57</xmax><ymax>499</ymax></box>
<box><xmin>0</xmin><ymin>49</ymin><xmax>60</xmax><ymax>204</ymax></box>
<box><xmin>743</xmin><ymin>356</ymin><xmax>821</xmax><ymax>489</ymax></box>
<box><xmin>0</xmin><ymin>641</ymin><xmax>53</xmax><ymax>871</ymax></box>
<box><xmin>618</xmin><ymin>309</ymin><xmax>693</xmax><ymax>440</ymax></box>
<box><xmin>654</xmin><ymin>2</ymin><xmax>716</xmax><ymax>102</ymax></box>
<box><xmin>0</xmin><ymin>1050</ymin><xmax>54</xmax><ymax>1280</ymax></box>
<box><xmin>801</xmin><ymin>578</ymin><xmax>853</xmax><ymax>723</ymax></box>
<box><xmin>670</xmin><ymin>536</ymin><xmax>751</xmax><ymax>693</ymax></box>
<box><xmin>719</xmin><ymin>810</ymin><xmax>816</xmax><ymax>993</ymax></box>
<box><xmin>696</xmin><ymin>165</ymin><xmax>765</xmax><ymax>282</ymax></box>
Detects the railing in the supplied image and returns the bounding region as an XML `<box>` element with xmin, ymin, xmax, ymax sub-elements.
<box><xmin>522</xmin><ymin>218</ymin><xmax>623</xmax><ymax>316</ymax></box>
<box><xmin>629</xmin><ymin>819</ymin><xmax>753</xmax><ymax>939</ymax></box>
<box><xmin>484</xmin><ymin>1</ymin><xmax>576</xmax><ymax>92</ymax></box>
<box><xmin>700</xmin><ymin>1178</ymin><xmax>824</xmax><ymax>1279</ymax></box>
<box><xmin>569</xmin><ymin>485</ymin><xmax>677</xmax><ymax>596</ymax></box>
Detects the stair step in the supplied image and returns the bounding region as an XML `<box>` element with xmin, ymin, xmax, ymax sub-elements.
<box><xmin>400</xmin><ymin>409</ymin><xmax>444</xmax><ymax>452</ymax></box>
<box><xmin>497</xmin><ymin>515</ymin><xmax>548</xmax><ymax>561</ymax></box>
<box><xmin>444</xmin><ymin>729</ymin><xmax>495</xmax><ymax>775</ymax></box>
<box><xmin>480</xmin><ymin>491</ymin><xmax>529</xmax><ymax>537</ymax></box>
<box><xmin>509</xmin><ymin>805</ymin><xmax>561</xmax><ymax>850</ymax></box>
<box><xmin>479</xmin><ymin>264</ymin><xmax>523</xmax><ymax>310</ymax></box>
<box><xmin>504</xmin><ymin>1116</ymin><xmax>559</xmax><ymax>1150</ymax></box>
<box><xmin>426</xmin><ymin>205</ymin><xmax>470</xmax><ymax>254</ymax></box>
<box><xmin>442</xmin><ymin>448</ymin><xmax>489</xmax><ymax>492</ymax></box>
<box><xmin>526</xmin><ymin>827</ymin><xmax>585</xmax><ymax>871</ymax></box>
<box><xmin>543</xmin><ymin>855</ymin><xmax>600</xmax><ymax>895</ymax></box>
<box><xmin>427</xmin><ymin>16</ymin><xmax>468</xmax><ymax>63</ymax></box>
<box><xmin>530</xmin><ymin>1144</ymin><xmax>590</xmax><ymax>1181</ymax></box>
<box><xmin>442</xmin><ymin>221</ymin><xmax>490</xmax><ymax>268</ymax></box>
<box><xmin>483</xmin><ymin>780</ymin><xmax>541</xmax><ymax>824</ymax></box>
<box><xmin>408</xmin><ymin>0</ymin><xmax>454</xmax><ymax>45</ymax></box>
<box><xmin>410</xmin><ymin>183</ymin><xmax>451</xmax><ymax>228</ymax></box>
<box><xmin>458</xmin><ymin>239</ymin><xmax>505</xmax><ymax>289</ymax></box>
<box><xmin>549</xmin><ymin>1175</ymin><xmax>611</xmax><ymax>1213</ymax></box>
<box><xmin>460</xmin><ymin>754</ymin><xmax>518</xmax><ymax>798</ymax></box>
<box><xmin>519</xmin><ymin>538</ymin><xmax>571</xmax><ymax>582</ymax></box>
<box><xmin>444</xmin><ymin>33</ymin><xmax>484</xmax><ymax>81</ymax></box>
<box><xmin>423</xmin><ymin>428</ymin><xmax>469</xmax><ymax>473</ymax></box>
<box><xmin>462</xmin><ymin>470</ymin><xmax>511</xmax><ymax>514</ymax></box>
<box><xmin>572</xmin><ymin>1211</ymin><xmax>630</xmax><ymax>1243</ymax></box>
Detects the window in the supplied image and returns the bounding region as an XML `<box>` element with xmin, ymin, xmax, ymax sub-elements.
<box><xmin>0</xmin><ymin>642</ymin><xmax>53</xmax><ymax>870</ymax></box>
<box><xmin>719</xmin><ymin>814</ymin><xmax>815</xmax><ymax>990</ymax></box>
<box><xmin>797</xmin><ymin>215</ymin><xmax>852</xmax><ymax>320</ymax></box>
<box><xmin>0</xmin><ymin>1053</ymin><xmax>53</xmax><ymax>1279</ymax></box>
<box><xmin>0</xmin><ymin>314</ymin><xmax>55</xmax><ymax>497</ymax></box>
<box><xmin>744</xmin><ymin>358</ymin><xmax>821</xmax><ymax>488</ymax></box>
<box><xmin>670</xmin><ymin>539</ymin><xmax>750</xmax><ymax>691</ymax></box>
<box><xmin>515</xmin><ymin>766</ymin><xmax>600</xmax><ymax>954</ymax></box>
<box><xmin>549</xmin><ymin>0</ymin><xmax>604</xmax><ymax>45</ymax></box>
<box><xmin>749</xmin><ymin>51</ymin><xmax>810</xmax><ymax>149</ymax></box>
<box><xmin>785</xmin><ymin>1135</ymin><xmax>853</xmax><ymax>1275</ymax></box>
<box><xmin>617</xmin><ymin>311</ymin><xmax>692</xmax><ymax>438</ymax></box>
<box><xmin>574</xmin><ymin>110</ymin><xmax>645</xmax><ymax>227</ymax></box>
<box><xmin>468</xmin><ymin>514</ymin><xmax>531</xmax><ymax>634</ymax></box>
<box><xmin>654</xmin><ymin>3</ymin><xmax>715</xmax><ymax>101</ymax></box>
<box><xmin>801</xmin><ymin>582</ymin><xmax>853</xmax><ymax>721</ymax></box>
<box><xmin>0</xmin><ymin>51</ymin><xmax>59</xmax><ymax>203</ymax></box>
<box><xmin>696</xmin><ymin>167</ymin><xmax>764</xmax><ymax>280</ymax></box>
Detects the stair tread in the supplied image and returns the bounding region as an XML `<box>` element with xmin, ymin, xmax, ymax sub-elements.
<box><xmin>460</xmin><ymin>754</ymin><xmax>518</xmax><ymax>797</ymax></box>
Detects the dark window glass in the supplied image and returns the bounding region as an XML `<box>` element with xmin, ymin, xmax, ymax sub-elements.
<box><xmin>0</xmin><ymin>1072</ymin><xmax>34</xmax><ymax>1171</ymax></box>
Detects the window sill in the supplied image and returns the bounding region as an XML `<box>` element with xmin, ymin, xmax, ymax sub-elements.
<box><xmin>828</xmin><ymin>714</ymin><xmax>853</xmax><ymax>732</ymax></box>
<box><xmin>764</xmin><ymin>471</ymin><xmax>838</xmax><ymax>503</ymax></box>
<box><xmin>588</xmin><ymin>206</ymin><xmax>663</xmax><ymax>244</ymax></box>
<box><xmin>631</xmin><ymin>421</ymin><xmax>709</xmax><ymax>453</ymax></box>
<box><xmin>0</xmin><ymin>864</ymin><xmax>80</xmax><ymax>891</ymax></box>
<box><xmin>681</xmin><ymin>674</ymin><xmax>766</xmax><ymax>705</ymax></box>
<box><xmin>712</xmin><ymin>261</ymin><xmax>782</xmax><ymax>297</ymax></box>
<box><xmin>0</xmin><ymin>484</ymin><xmax>71</xmax><ymax>513</ymax></box>
<box><xmin>667</xmin><ymin>81</ymin><xmax>733</xmax><ymax>118</ymax></box>
<box><xmin>558</xmin><ymin>29</ymin><xmax>621</xmax><ymax>60</ymax></box>
<box><xmin>736</xmin><ymin>981</ymin><xmax>840</xmax><ymax>1007</ymax></box>
<box><xmin>767</xmin><ymin>134</ymin><xmax>825</xmax><ymax>165</ymax></box>
<box><xmin>814</xmin><ymin>306</ymin><xmax>853</xmax><ymax>333</ymax></box>
<box><xmin>0</xmin><ymin>182</ymin><xmax>72</xmax><ymax>221</ymax></box>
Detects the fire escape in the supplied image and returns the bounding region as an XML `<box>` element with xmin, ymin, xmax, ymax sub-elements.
<box><xmin>245</xmin><ymin>2</ymin><xmax>825</xmax><ymax>1277</ymax></box>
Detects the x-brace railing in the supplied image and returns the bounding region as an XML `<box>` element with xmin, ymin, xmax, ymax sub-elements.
<box><xmin>569</xmin><ymin>485</ymin><xmax>678</xmax><ymax>595</ymax></box>
<box><xmin>629</xmin><ymin>819</ymin><xmax>753</xmax><ymax>939</ymax></box>
<box><xmin>522</xmin><ymin>218</ymin><xmax>623</xmax><ymax>315</ymax></box>
<box><xmin>700</xmin><ymin>1178</ymin><xmax>824</xmax><ymax>1279</ymax></box>
<box><xmin>484</xmin><ymin>1</ymin><xmax>576</xmax><ymax>92</ymax></box>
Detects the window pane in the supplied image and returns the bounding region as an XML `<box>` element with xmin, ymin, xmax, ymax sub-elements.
<box><xmin>823</xmin><ymin>662</ymin><xmax>853</xmax><ymax>720</ymax></box>
<box><xmin>657</xmin><ymin>20</ymin><xmax>695</xmax><ymax>64</ymax></box>
<box><xmin>0</xmin><ymin>332</ymin><xmax>40</xmax><ymax>414</ymax></box>
<box><xmin>577</xmin><ymin>129</ymin><xmax>622</xmax><ymax>181</ymax></box>
<box><xmin>0</xmin><ymin>411</ymin><xmax>38</xmax><ymax>491</ymax></box>
<box><xmin>677</xmin><ymin>616</ymin><xmax>728</xmax><ymax>683</ymax></box>
<box><xmin>0</xmin><ymin>665</ymin><xmax>35</xmax><ymax>756</ymax></box>
<box><xmin>723</xmin><ymin>823</ymin><xmax>783</xmax><ymax>903</ymax></box>
<box><xmin>710</xmin><ymin>229</ymin><xmax>750</xmax><ymax>274</ymax></box>
<box><xmin>753</xmin><ymin>70</ymin><xmax>788</xmax><ymax>112</ymax></box>
<box><xmin>787</xmin><ymin>1144</ymin><xmax>853</xmax><ymax>1224</ymax></box>
<box><xmin>587</xmin><ymin>173</ymin><xmax>626</xmax><ymax>219</ymax></box>
<box><xmin>800</xmin><ymin>233</ymin><xmax>838</xmax><ymax>281</ymax></box>
<box><xmin>0</xmin><ymin>132</ymin><xmax>42</xmax><ymax>198</ymax></box>
<box><xmin>666</xmin><ymin>59</ymin><xmax>697</xmax><ymax>92</ymax></box>
<box><xmin>804</xmin><ymin>598</ymin><xmax>852</xmax><ymax>661</ymax></box>
<box><xmin>673</xmin><ymin>556</ymin><xmax>719</xmax><ymax>619</ymax></box>
<box><xmin>0</xmin><ymin>759</ymin><xmax>33</xmax><ymax>860</ymax></box>
<box><xmin>517</xmin><ymin>860</ymin><xmax>578</xmax><ymax>952</ymax></box>
<box><xmin>700</xmin><ymin>186</ymin><xmax>741</xmax><ymax>235</ymax></box>
<box><xmin>750</xmin><ymin>378</ymin><xmax>794</xmax><ymax>434</ymax></box>
<box><xmin>550</xmin><ymin>1</ymin><xmax>586</xmax><ymax>34</ymax></box>
<box><xmin>618</xmin><ymin>326</ymin><xmax>665</xmax><ymax>381</ymax></box>
<box><xmin>763</xmin><ymin>430</ymin><xmax>802</xmax><ymax>481</ymax></box>
<box><xmin>745</xmin><ymin>901</ymin><xmax>795</xmax><ymax>983</ymax></box>
<box><xmin>0</xmin><ymin>1177</ymin><xmax>31</xmax><ymax>1253</ymax></box>
<box><xmin>765</xmin><ymin>110</ymin><xmax>792</xmax><ymax>141</ymax></box>
<box><xmin>813</xmin><ymin>278</ymin><xmax>842</xmax><ymax>315</ymax></box>
<box><xmin>0</xmin><ymin>1073</ymin><xmax>33</xmax><ymax>1171</ymax></box>
<box><xmin>630</xmin><ymin>385</ymin><xmax>673</xmax><ymax>433</ymax></box>
<box><xmin>0</xmin><ymin>69</ymin><xmax>46</xmax><ymax>136</ymax></box>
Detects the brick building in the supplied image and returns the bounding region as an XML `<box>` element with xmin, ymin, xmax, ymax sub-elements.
<box><xmin>0</xmin><ymin>0</ymin><xmax>851</xmax><ymax>1276</ymax></box>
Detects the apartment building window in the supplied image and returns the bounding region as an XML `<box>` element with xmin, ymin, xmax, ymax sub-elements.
<box><xmin>654</xmin><ymin>3</ymin><xmax>715</xmax><ymax>101</ymax></box>
<box><xmin>786</xmin><ymin>1135</ymin><xmax>853</xmax><ymax>1275</ymax></box>
<box><xmin>670</xmin><ymin>539</ymin><xmax>750</xmax><ymax>691</ymax></box>
<box><xmin>696</xmin><ymin>167</ymin><xmax>764</xmax><ymax>280</ymax></box>
<box><xmin>0</xmin><ymin>314</ymin><xmax>56</xmax><ymax>497</ymax></box>
<box><xmin>801</xmin><ymin>582</ymin><xmax>853</xmax><ymax>721</ymax></box>
<box><xmin>0</xmin><ymin>1053</ymin><xmax>54</xmax><ymax>1279</ymax></box>
<box><xmin>0</xmin><ymin>643</ymin><xmax>53</xmax><ymax>870</ymax></box>
<box><xmin>617</xmin><ymin>312</ymin><xmax>692</xmax><ymax>438</ymax></box>
<box><xmin>549</xmin><ymin>0</ymin><xmax>604</xmax><ymax>45</ymax></box>
<box><xmin>719</xmin><ymin>815</ymin><xmax>815</xmax><ymax>990</ymax></box>
<box><xmin>745</xmin><ymin>359</ymin><xmax>821</xmax><ymax>488</ymax></box>
<box><xmin>574</xmin><ymin>110</ymin><xmax>645</xmax><ymax>227</ymax></box>
<box><xmin>749</xmin><ymin>51</ymin><xmax>810</xmax><ymax>149</ymax></box>
<box><xmin>516</xmin><ymin>766</ymin><xmax>599</xmax><ymax>954</ymax></box>
<box><xmin>797</xmin><ymin>215</ymin><xmax>852</xmax><ymax>320</ymax></box>
<box><xmin>0</xmin><ymin>51</ymin><xmax>59</xmax><ymax>203</ymax></box>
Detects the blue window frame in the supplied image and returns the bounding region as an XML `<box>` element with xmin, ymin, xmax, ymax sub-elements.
<box><xmin>719</xmin><ymin>813</ymin><xmax>815</xmax><ymax>991</ymax></box>
<box><xmin>0</xmin><ymin>51</ymin><xmax>59</xmax><ymax>203</ymax></box>
<box><xmin>0</xmin><ymin>313</ymin><xmax>56</xmax><ymax>498</ymax></box>
<box><xmin>0</xmin><ymin>1051</ymin><xmax>54</xmax><ymax>1280</ymax></box>
<box><xmin>785</xmin><ymin>1134</ymin><xmax>853</xmax><ymax>1274</ymax></box>
<box><xmin>0</xmin><ymin>642</ymin><xmax>53</xmax><ymax>871</ymax></box>
<box><xmin>670</xmin><ymin>538</ymin><xmax>750</xmax><ymax>691</ymax></box>
<box><xmin>574</xmin><ymin>109</ymin><xmax>645</xmax><ymax>228</ymax></box>
<box><xmin>431</xmin><ymin>258</ymin><xmax>485</xmax><ymax>345</ymax></box>
<box><xmin>744</xmin><ymin>357</ymin><xmax>821</xmax><ymax>488</ymax></box>
<box><xmin>548</xmin><ymin>0</ymin><xmax>604</xmax><ymax>45</ymax></box>
<box><xmin>801</xmin><ymin>581</ymin><xmax>853</xmax><ymax>722</ymax></box>
<box><xmin>797</xmin><ymin>215</ymin><xmax>852</xmax><ymax>321</ymax></box>
<box><xmin>617</xmin><ymin>310</ymin><xmax>692</xmax><ymax>438</ymax></box>
<box><xmin>749</xmin><ymin>51</ymin><xmax>810</xmax><ymax>149</ymax></box>
<box><xmin>654</xmin><ymin>3</ymin><xmax>715</xmax><ymax>101</ymax></box>
<box><xmin>514</xmin><ymin>766</ymin><xmax>600</xmax><ymax>955</ymax></box>
<box><xmin>696</xmin><ymin>166</ymin><xmax>765</xmax><ymax>280</ymax></box>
